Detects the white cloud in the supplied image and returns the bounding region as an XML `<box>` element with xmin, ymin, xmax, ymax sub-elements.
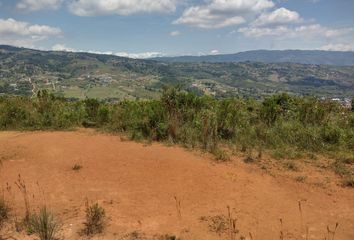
<box><xmin>252</xmin><ymin>7</ymin><xmax>301</xmax><ymax>27</ymax></box>
<box><xmin>170</xmin><ymin>30</ymin><xmax>181</xmax><ymax>36</ymax></box>
<box><xmin>115</xmin><ymin>51</ymin><xmax>163</xmax><ymax>59</ymax></box>
<box><xmin>0</xmin><ymin>18</ymin><xmax>62</xmax><ymax>47</ymax></box>
<box><xmin>320</xmin><ymin>43</ymin><xmax>354</xmax><ymax>52</ymax></box>
<box><xmin>52</xmin><ymin>44</ymin><xmax>76</xmax><ymax>52</ymax></box>
<box><xmin>239</xmin><ymin>24</ymin><xmax>354</xmax><ymax>39</ymax></box>
<box><xmin>17</xmin><ymin>0</ymin><xmax>63</xmax><ymax>11</ymax></box>
<box><xmin>51</xmin><ymin>44</ymin><xmax>163</xmax><ymax>59</ymax></box>
<box><xmin>210</xmin><ymin>49</ymin><xmax>220</xmax><ymax>55</ymax></box>
<box><xmin>174</xmin><ymin>0</ymin><xmax>274</xmax><ymax>29</ymax></box>
<box><xmin>68</xmin><ymin>0</ymin><xmax>178</xmax><ymax>16</ymax></box>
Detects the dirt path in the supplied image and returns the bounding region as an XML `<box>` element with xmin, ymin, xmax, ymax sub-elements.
<box><xmin>0</xmin><ymin>130</ymin><xmax>353</xmax><ymax>240</ymax></box>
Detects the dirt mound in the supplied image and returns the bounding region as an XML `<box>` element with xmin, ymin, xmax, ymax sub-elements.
<box><xmin>0</xmin><ymin>130</ymin><xmax>353</xmax><ymax>239</ymax></box>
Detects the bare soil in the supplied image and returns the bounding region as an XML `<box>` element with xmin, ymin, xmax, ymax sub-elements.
<box><xmin>0</xmin><ymin>130</ymin><xmax>353</xmax><ymax>240</ymax></box>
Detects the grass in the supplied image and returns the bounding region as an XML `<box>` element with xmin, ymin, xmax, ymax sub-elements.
<box><xmin>213</xmin><ymin>148</ymin><xmax>230</xmax><ymax>162</ymax></box>
<box><xmin>0</xmin><ymin>196</ymin><xmax>10</xmax><ymax>228</ymax></box>
<box><xmin>295</xmin><ymin>176</ymin><xmax>307</xmax><ymax>183</ymax></box>
<box><xmin>271</xmin><ymin>148</ymin><xmax>304</xmax><ymax>160</ymax></box>
<box><xmin>82</xmin><ymin>202</ymin><xmax>106</xmax><ymax>236</ymax></box>
<box><xmin>332</xmin><ymin>160</ymin><xmax>351</xmax><ymax>177</ymax></box>
<box><xmin>28</xmin><ymin>207</ymin><xmax>60</xmax><ymax>240</ymax></box>
<box><xmin>283</xmin><ymin>161</ymin><xmax>299</xmax><ymax>171</ymax></box>
<box><xmin>342</xmin><ymin>177</ymin><xmax>354</xmax><ymax>188</ymax></box>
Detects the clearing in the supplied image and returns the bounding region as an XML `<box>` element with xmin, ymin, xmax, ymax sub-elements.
<box><xmin>0</xmin><ymin>130</ymin><xmax>353</xmax><ymax>239</ymax></box>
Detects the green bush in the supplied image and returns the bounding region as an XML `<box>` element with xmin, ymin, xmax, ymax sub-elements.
<box><xmin>29</xmin><ymin>207</ymin><xmax>60</xmax><ymax>240</ymax></box>
<box><xmin>83</xmin><ymin>202</ymin><xmax>106</xmax><ymax>236</ymax></box>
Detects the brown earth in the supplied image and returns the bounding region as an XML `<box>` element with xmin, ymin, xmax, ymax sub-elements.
<box><xmin>0</xmin><ymin>130</ymin><xmax>353</xmax><ymax>240</ymax></box>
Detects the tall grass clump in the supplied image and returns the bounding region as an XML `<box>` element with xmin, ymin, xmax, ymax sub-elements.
<box><xmin>28</xmin><ymin>207</ymin><xmax>60</xmax><ymax>240</ymax></box>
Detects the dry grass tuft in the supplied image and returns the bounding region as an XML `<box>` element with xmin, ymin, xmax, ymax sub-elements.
<box><xmin>82</xmin><ymin>201</ymin><xmax>106</xmax><ymax>236</ymax></box>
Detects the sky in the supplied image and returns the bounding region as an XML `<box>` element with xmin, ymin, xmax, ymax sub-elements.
<box><xmin>0</xmin><ymin>0</ymin><xmax>353</xmax><ymax>58</ymax></box>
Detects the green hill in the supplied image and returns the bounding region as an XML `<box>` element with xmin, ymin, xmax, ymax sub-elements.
<box><xmin>1</xmin><ymin>45</ymin><xmax>354</xmax><ymax>99</ymax></box>
<box><xmin>152</xmin><ymin>50</ymin><xmax>354</xmax><ymax>66</ymax></box>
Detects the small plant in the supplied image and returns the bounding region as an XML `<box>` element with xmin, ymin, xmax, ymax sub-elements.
<box><xmin>243</xmin><ymin>156</ymin><xmax>255</xmax><ymax>164</ymax></box>
<box><xmin>213</xmin><ymin>148</ymin><xmax>230</xmax><ymax>162</ymax></box>
<box><xmin>174</xmin><ymin>196</ymin><xmax>182</xmax><ymax>220</ymax></box>
<box><xmin>295</xmin><ymin>176</ymin><xmax>307</xmax><ymax>183</ymax></box>
<box><xmin>72</xmin><ymin>164</ymin><xmax>82</xmax><ymax>171</ymax></box>
<box><xmin>327</xmin><ymin>223</ymin><xmax>339</xmax><ymax>240</ymax></box>
<box><xmin>157</xmin><ymin>235</ymin><xmax>180</xmax><ymax>240</ymax></box>
<box><xmin>29</xmin><ymin>207</ymin><xmax>60</xmax><ymax>240</ymax></box>
<box><xmin>332</xmin><ymin>160</ymin><xmax>350</xmax><ymax>177</ymax></box>
<box><xmin>15</xmin><ymin>174</ymin><xmax>31</xmax><ymax>223</ymax></box>
<box><xmin>284</xmin><ymin>161</ymin><xmax>298</xmax><ymax>171</ymax></box>
<box><xmin>83</xmin><ymin>202</ymin><xmax>106</xmax><ymax>236</ymax></box>
<box><xmin>0</xmin><ymin>196</ymin><xmax>10</xmax><ymax>228</ymax></box>
<box><xmin>342</xmin><ymin>177</ymin><xmax>354</xmax><ymax>188</ymax></box>
<box><xmin>200</xmin><ymin>215</ymin><xmax>229</xmax><ymax>235</ymax></box>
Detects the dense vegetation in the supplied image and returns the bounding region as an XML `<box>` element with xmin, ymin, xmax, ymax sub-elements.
<box><xmin>1</xmin><ymin>45</ymin><xmax>354</xmax><ymax>100</ymax></box>
<box><xmin>1</xmin><ymin>89</ymin><xmax>353</xmax><ymax>152</ymax></box>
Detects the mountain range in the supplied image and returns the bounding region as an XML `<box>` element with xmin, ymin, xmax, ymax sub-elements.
<box><xmin>1</xmin><ymin>45</ymin><xmax>354</xmax><ymax>100</ymax></box>
<box><xmin>152</xmin><ymin>50</ymin><xmax>354</xmax><ymax>66</ymax></box>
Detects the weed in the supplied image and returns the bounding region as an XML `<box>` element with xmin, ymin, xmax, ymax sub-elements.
<box><xmin>72</xmin><ymin>164</ymin><xmax>82</xmax><ymax>171</ymax></box>
<box><xmin>332</xmin><ymin>160</ymin><xmax>350</xmax><ymax>177</ymax></box>
<box><xmin>200</xmin><ymin>215</ymin><xmax>229</xmax><ymax>235</ymax></box>
<box><xmin>342</xmin><ymin>177</ymin><xmax>354</xmax><ymax>188</ymax></box>
<box><xmin>174</xmin><ymin>196</ymin><xmax>182</xmax><ymax>220</ymax></box>
<box><xmin>29</xmin><ymin>207</ymin><xmax>60</xmax><ymax>240</ymax></box>
<box><xmin>82</xmin><ymin>202</ymin><xmax>106</xmax><ymax>236</ymax></box>
<box><xmin>327</xmin><ymin>223</ymin><xmax>339</xmax><ymax>240</ymax></box>
<box><xmin>279</xmin><ymin>218</ymin><xmax>284</xmax><ymax>240</ymax></box>
<box><xmin>0</xmin><ymin>196</ymin><xmax>10</xmax><ymax>229</ymax></box>
<box><xmin>158</xmin><ymin>235</ymin><xmax>179</xmax><ymax>240</ymax></box>
<box><xmin>243</xmin><ymin>156</ymin><xmax>256</xmax><ymax>164</ymax></box>
<box><xmin>337</xmin><ymin>155</ymin><xmax>354</xmax><ymax>165</ymax></box>
<box><xmin>15</xmin><ymin>174</ymin><xmax>31</xmax><ymax>223</ymax></box>
<box><xmin>308</xmin><ymin>153</ymin><xmax>318</xmax><ymax>160</ymax></box>
<box><xmin>284</xmin><ymin>161</ymin><xmax>298</xmax><ymax>171</ymax></box>
<box><xmin>213</xmin><ymin>148</ymin><xmax>230</xmax><ymax>162</ymax></box>
<box><xmin>272</xmin><ymin>148</ymin><xmax>303</xmax><ymax>160</ymax></box>
<box><xmin>295</xmin><ymin>176</ymin><xmax>307</xmax><ymax>182</ymax></box>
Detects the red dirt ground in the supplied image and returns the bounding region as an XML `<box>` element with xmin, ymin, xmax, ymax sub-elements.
<box><xmin>0</xmin><ymin>130</ymin><xmax>353</xmax><ymax>240</ymax></box>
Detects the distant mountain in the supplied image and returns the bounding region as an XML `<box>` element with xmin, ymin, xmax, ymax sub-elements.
<box><xmin>1</xmin><ymin>45</ymin><xmax>354</xmax><ymax>99</ymax></box>
<box><xmin>152</xmin><ymin>50</ymin><xmax>354</xmax><ymax>66</ymax></box>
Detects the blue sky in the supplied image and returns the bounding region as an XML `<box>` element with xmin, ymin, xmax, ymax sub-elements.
<box><xmin>0</xmin><ymin>0</ymin><xmax>353</xmax><ymax>58</ymax></box>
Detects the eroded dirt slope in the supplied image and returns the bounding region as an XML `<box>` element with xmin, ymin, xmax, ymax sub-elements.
<box><xmin>0</xmin><ymin>130</ymin><xmax>353</xmax><ymax>240</ymax></box>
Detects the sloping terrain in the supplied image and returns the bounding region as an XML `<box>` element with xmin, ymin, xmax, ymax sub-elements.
<box><xmin>152</xmin><ymin>50</ymin><xmax>354</xmax><ymax>66</ymax></box>
<box><xmin>1</xmin><ymin>45</ymin><xmax>354</xmax><ymax>99</ymax></box>
<box><xmin>0</xmin><ymin>130</ymin><xmax>353</xmax><ymax>239</ymax></box>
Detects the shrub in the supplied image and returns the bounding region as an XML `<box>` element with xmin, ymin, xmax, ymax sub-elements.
<box><xmin>212</xmin><ymin>148</ymin><xmax>230</xmax><ymax>162</ymax></box>
<box><xmin>29</xmin><ymin>207</ymin><xmax>60</xmax><ymax>240</ymax></box>
<box><xmin>332</xmin><ymin>160</ymin><xmax>351</xmax><ymax>177</ymax></box>
<box><xmin>83</xmin><ymin>202</ymin><xmax>106</xmax><ymax>236</ymax></box>
<box><xmin>283</xmin><ymin>161</ymin><xmax>298</xmax><ymax>171</ymax></box>
<box><xmin>342</xmin><ymin>177</ymin><xmax>354</xmax><ymax>188</ymax></box>
<box><xmin>72</xmin><ymin>164</ymin><xmax>82</xmax><ymax>171</ymax></box>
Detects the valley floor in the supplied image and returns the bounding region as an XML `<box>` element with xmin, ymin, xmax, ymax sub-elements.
<box><xmin>0</xmin><ymin>130</ymin><xmax>353</xmax><ymax>240</ymax></box>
